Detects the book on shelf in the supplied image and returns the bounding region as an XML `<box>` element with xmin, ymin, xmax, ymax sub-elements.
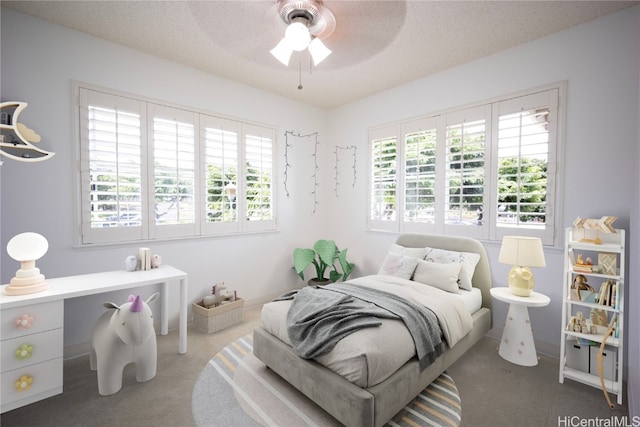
<box><xmin>595</xmin><ymin>280</ymin><xmax>618</xmax><ymax>308</ymax></box>
<box><xmin>573</xmin><ymin>264</ymin><xmax>593</xmax><ymax>273</ymax></box>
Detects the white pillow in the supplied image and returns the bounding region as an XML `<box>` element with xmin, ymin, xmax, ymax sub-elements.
<box><xmin>423</xmin><ymin>247</ymin><xmax>481</xmax><ymax>291</ymax></box>
<box><xmin>388</xmin><ymin>243</ymin><xmax>428</xmax><ymax>259</ymax></box>
<box><xmin>378</xmin><ymin>252</ymin><xmax>419</xmax><ymax>279</ymax></box>
<box><xmin>413</xmin><ymin>260</ymin><xmax>462</xmax><ymax>293</ymax></box>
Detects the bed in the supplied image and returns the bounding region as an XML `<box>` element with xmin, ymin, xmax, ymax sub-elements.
<box><xmin>253</xmin><ymin>233</ymin><xmax>493</xmax><ymax>427</ymax></box>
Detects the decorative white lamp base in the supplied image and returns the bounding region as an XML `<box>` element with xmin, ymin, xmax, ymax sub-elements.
<box><xmin>4</xmin><ymin>233</ymin><xmax>49</xmax><ymax>295</ymax></box>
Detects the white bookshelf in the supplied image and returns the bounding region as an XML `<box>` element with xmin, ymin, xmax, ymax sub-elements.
<box><xmin>559</xmin><ymin>227</ymin><xmax>625</xmax><ymax>405</ymax></box>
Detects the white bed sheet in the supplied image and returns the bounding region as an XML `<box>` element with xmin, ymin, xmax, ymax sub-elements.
<box><xmin>456</xmin><ymin>287</ymin><xmax>483</xmax><ymax>314</ymax></box>
<box><xmin>260</xmin><ymin>280</ymin><xmax>480</xmax><ymax>388</ymax></box>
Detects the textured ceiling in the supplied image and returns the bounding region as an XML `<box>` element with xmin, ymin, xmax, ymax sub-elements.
<box><xmin>3</xmin><ymin>1</ymin><xmax>637</xmax><ymax>109</ymax></box>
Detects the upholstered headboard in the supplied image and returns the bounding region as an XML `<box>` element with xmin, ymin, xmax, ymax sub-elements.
<box><xmin>395</xmin><ymin>233</ymin><xmax>492</xmax><ymax>311</ymax></box>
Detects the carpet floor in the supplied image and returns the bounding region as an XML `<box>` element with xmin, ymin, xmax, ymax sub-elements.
<box><xmin>0</xmin><ymin>305</ymin><xmax>630</xmax><ymax>427</ymax></box>
<box><xmin>192</xmin><ymin>334</ymin><xmax>462</xmax><ymax>427</ymax></box>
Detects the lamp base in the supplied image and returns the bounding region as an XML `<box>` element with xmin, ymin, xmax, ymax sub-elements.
<box><xmin>4</xmin><ymin>280</ymin><xmax>49</xmax><ymax>295</ymax></box>
<box><xmin>508</xmin><ymin>266</ymin><xmax>535</xmax><ymax>297</ymax></box>
<box><xmin>4</xmin><ymin>269</ymin><xmax>48</xmax><ymax>295</ymax></box>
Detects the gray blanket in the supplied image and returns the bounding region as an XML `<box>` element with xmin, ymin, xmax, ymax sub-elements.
<box><xmin>276</xmin><ymin>282</ymin><xmax>444</xmax><ymax>371</ymax></box>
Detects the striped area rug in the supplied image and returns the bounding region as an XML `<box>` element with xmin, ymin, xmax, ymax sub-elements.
<box><xmin>192</xmin><ymin>334</ymin><xmax>462</xmax><ymax>427</ymax></box>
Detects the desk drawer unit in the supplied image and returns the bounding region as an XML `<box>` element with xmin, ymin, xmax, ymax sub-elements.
<box><xmin>1</xmin><ymin>300</ymin><xmax>64</xmax><ymax>413</ymax></box>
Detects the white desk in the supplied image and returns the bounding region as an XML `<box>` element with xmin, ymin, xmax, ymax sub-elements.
<box><xmin>0</xmin><ymin>265</ymin><xmax>188</xmax><ymax>413</ymax></box>
<box><xmin>1</xmin><ymin>265</ymin><xmax>188</xmax><ymax>353</ymax></box>
<box><xmin>490</xmin><ymin>287</ymin><xmax>550</xmax><ymax>366</ymax></box>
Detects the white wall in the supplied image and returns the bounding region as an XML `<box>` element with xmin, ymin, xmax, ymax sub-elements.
<box><xmin>0</xmin><ymin>8</ymin><xmax>330</xmax><ymax>350</ymax></box>
<box><xmin>326</xmin><ymin>6</ymin><xmax>639</xmax><ymax>359</ymax></box>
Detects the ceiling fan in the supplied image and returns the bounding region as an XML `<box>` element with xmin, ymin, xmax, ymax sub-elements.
<box><xmin>270</xmin><ymin>0</ymin><xmax>336</xmax><ymax>67</ymax></box>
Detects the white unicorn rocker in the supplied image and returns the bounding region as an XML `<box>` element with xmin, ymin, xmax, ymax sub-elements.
<box><xmin>90</xmin><ymin>293</ymin><xmax>159</xmax><ymax>395</ymax></box>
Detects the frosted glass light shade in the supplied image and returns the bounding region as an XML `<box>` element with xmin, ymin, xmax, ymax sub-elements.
<box><xmin>285</xmin><ymin>21</ymin><xmax>311</xmax><ymax>51</ymax></box>
<box><xmin>270</xmin><ymin>39</ymin><xmax>293</xmax><ymax>66</ymax></box>
<box><xmin>308</xmin><ymin>38</ymin><xmax>332</xmax><ymax>65</ymax></box>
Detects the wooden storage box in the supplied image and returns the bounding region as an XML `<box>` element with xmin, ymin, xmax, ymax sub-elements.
<box><xmin>192</xmin><ymin>298</ymin><xmax>244</xmax><ymax>334</ymax></box>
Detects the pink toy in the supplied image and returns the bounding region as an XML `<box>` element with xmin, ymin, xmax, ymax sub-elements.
<box><xmin>90</xmin><ymin>293</ymin><xmax>159</xmax><ymax>395</ymax></box>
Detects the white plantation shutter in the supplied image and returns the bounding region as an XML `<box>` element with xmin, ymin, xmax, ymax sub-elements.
<box><xmin>243</xmin><ymin>124</ymin><xmax>276</xmax><ymax>232</ymax></box>
<box><xmin>79</xmin><ymin>89</ymin><xmax>147</xmax><ymax>244</ymax></box>
<box><xmin>491</xmin><ymin>89</ymin><xmax>558</xmax><ymax>244</ymax></box>
<box><xmin>76</xmin><ymin>83</ymin><xmax>278</xmax><ymax>243</ymax></box>
<box><xmin>148</xmin><ymin>104</ymin><xmax>198</xmax><ymax>239</ymax></box>
<box><xmin>368</xmin><ymin>125</ymin><xmax>399</xmax><ymax>232</ymax></box>
<box><xmin>443</xmin><ymin>106</ymin><xmax>490</xmax><ymax>239</ymax></box>
<box><xmin>201</xmin><ymin>115</ymin><xmax>239</xmax><ymax>234</ymax></box>
<box><xmin>403</xmin><ymin>117</ymin><xmax>439</xmax><ymax>233</ymax></box>
<box><xmin>367</xmin><ymin>85</ymin><xmax>561</xmax><ymax>245</ymax></box>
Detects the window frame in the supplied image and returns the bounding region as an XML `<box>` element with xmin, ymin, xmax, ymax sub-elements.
<box><xmin>75</xmin><ymin>82</ymin><xmax>277</xmax><ymax>245</ymax></box>
<box><xmin>367</xmin><ymin>83</ymin><xmax>565</xmax><ymax>246</ymax></box>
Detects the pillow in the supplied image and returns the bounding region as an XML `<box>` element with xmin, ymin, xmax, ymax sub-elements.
<box><xmin>423</xmin><ymin>247</ymin><xmax>481</xmax><ymax>291</ymax></box>
<box><xmin>413</xmin><ymin>260</ymin><xmax>462</xmax><ymax>293</ymax></box>
<box><xmin>378</xmin><ymin>253</ymin><xmax>420</xmax><ymax>279</ymax></box>
<box><xmin>388</xmin><ymin>243</ymin><xmax>428</xmax><ymax>259</ymax></box>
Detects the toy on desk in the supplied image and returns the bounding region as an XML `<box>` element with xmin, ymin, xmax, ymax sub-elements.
<box><xmin>124</xmin><ymin>254</ymin><xmax>161</xmax><ymax>272</ymax></box>
<box><xmin>151</xmin><ymin>254</ymin><xmax>162</xmax><ymax>268</ymax></box>
<box><xmin>124</xmin><ymin>255</ymin><xmax>137</xmax><ymax>272</ymax></box>
<box><xmin>90</xmin><ymin>293</ymin><xmax>159</xmax><ymax>395</ymax></box>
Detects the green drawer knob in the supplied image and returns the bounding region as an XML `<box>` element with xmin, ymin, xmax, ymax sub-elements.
<box><xmin>15</xmin><ymin>344</ymin><xmax>34</xmax><ymax>360</ymax></box>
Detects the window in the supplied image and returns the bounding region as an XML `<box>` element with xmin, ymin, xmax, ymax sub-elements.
<box><xmin>369</xmin><ymin>128</ymin><xmax>398</xmax><ymax>230</ymax></box>
<box><xmin>368</xmin><ymin>86</ymin><xmax>561</xmax><ymax>245</ymax></box>
<box><xmin>404</xmin><ymin>122</ymin><xmax>437</xmax><ymax>225</ymax></box>
<box><xmin>77</xmin><ymin>85</ymin><xmax>276</xmax><ymax>244</ymax></box>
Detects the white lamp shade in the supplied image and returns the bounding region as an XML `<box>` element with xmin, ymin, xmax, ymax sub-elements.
<box><xmin>308</xmin><ymin>38</ymin><xmax>332</xmax><ymax>66</ymax></box>
<box><xmin>270</xmin><ymin>39</ymin><xmax>293</xmax><ymax>66</ymax></box>
<box><xmin>7</xmin><ymin>232</ymin><xmax>49</xmax><ymax>262</ymax></box>
<box><xmin>498</xmin><ymin>236</ymin><xmax>546</xmax><ymax>268</ymax></box>
<box><xmin>285</xmin><ymin>21</ymin><xmax>311</xmax><ymax>51</ymax></box>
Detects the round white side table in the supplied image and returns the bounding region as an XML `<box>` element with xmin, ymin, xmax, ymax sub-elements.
<box><xmin>490</xmin><ymin>287</ymin><xmax>550</xmax><ymax>366</ymax></box>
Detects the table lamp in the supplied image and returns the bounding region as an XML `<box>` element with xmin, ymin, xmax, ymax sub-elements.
<box><xmin>498</xmin><ymin>236</ymin><xmax>546</xmax><ymax>297</ymax></box>
<box><xmin>4</xmin><ymin>232</ymin><xmax>49</xmax><ymax>295</ymax></box>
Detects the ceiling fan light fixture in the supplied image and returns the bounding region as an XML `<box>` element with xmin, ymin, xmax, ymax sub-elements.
<box><xmin>308</xmin><ymin>37</ymin><xmax>331</xmax><ymax>66</ymax></box>
<box><xmin>285</xmin><ymin>20</ymin><xmax>311</xmax><ymax>51</ymax></box>
<box><xmin>271</xmin><ymin>0</ymin><xmax>335</xmax><ymax>68</ymax></box>
<box><xmin>270</xmin><ymin>38</ymin><xmax>293</xmax><ymax>66</ymax></box>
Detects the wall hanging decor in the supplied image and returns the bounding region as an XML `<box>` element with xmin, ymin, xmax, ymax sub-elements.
<box><xmin>0</xmin><ymin>102</ymin><xmax>55</xmax><ymax>162</ymax></box>
<box><xmin>333</xmin><ymin>145</ymin><xmax>357</xmax><ymax>197</ymax></box>
<box><xmin>283</xmin><ymin>130</ymin><xmax>320</xmax><ymax>214</ymax></box>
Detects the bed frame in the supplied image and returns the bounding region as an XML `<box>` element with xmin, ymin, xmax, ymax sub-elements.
<box><xmin>253</xmin><ymin>233</ymin><xmax>493</xmax><ymax>427</ymax></box>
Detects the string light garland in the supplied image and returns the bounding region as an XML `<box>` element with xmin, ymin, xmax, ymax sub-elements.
<box><xmin>334</xmin><ymin>145</ymin><xmax>357</xmax><ymax>197</ymax></box>
<box><xmin>283</xmin><ymin>130</ymin><xmax>321</xmax><ymax>214</ymax></box>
